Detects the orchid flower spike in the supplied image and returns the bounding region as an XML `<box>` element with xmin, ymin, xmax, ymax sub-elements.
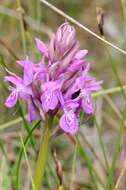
<box><xmin>5</xmin><ymin>22</ymin><xmax>102</xmax><ymax>136</ymax></box>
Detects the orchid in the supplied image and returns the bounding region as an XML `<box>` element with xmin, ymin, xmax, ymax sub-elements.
<box><xmin>5</xmin><ymin>21</ymin><xmax>102</xmax><ymax>136</ymax></box>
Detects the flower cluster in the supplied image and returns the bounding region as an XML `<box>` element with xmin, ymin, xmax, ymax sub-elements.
<box><xmin>5</xmin><ymin>22</ymin><xmax>102</xmax><ymax>135</ymax></box>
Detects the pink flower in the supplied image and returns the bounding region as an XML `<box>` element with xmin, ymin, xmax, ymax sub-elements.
<box><xmin>4</xmin><ymin>22</ymin><xmax>102</xmax><ymax>135</ymax></box>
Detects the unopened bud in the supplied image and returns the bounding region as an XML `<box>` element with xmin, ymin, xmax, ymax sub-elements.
<box><xmin>49</xmin><ymin>21</ymin><xmax>78</xmax><ymax>62</ymax></box>
<box><xmin>96</xmin><ymin>7</ymin><xmax>104</xmax><ymax>36</ymax></box>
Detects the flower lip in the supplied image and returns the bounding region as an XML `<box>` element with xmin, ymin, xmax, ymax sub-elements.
<box><xmin>59</xmin><ymin>109</ymin><xmax>78</xmax><ymax>136</ymax></box>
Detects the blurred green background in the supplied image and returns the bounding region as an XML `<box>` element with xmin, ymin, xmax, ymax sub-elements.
<box><xmin>0</xmin><ymin>0</ymin><xmax>126</xmax><ymax>190</ymax></box>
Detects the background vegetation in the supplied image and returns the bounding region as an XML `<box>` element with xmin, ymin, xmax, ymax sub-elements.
<box><xmin>0</xmin><ymin>0</ymin><xmax>126</xmax><ymax>189</ymax></box>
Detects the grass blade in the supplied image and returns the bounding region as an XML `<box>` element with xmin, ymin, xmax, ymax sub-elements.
<box><xmin>20</xmin><ymin>135</ymin><xmax>35</xmax><ymax>190</ymax></box>
<box><xmin>15</xmin><ymin>120</ymin><xmax>40</xmax><ymax>190</ymax></box>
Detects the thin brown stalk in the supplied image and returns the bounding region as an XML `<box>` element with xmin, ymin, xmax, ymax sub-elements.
<box><xmin>114</xmin><ymin>160</ymin><xmax>126</xmax><ymax>190</ymax></box>
<box><xmin>80</xmin><ymin>133</ymin><xmax>106</xmax><ymax>173</ymax></box>
<box><xmin>104</xmin><ymin>95</ymin><xmax>122</xmax><ymax>120</ymax></box>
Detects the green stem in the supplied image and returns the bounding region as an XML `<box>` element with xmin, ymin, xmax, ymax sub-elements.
<box><xmin>94</xmin><ymin>118</ymin><xmax>109</xmax><ymax>170</ymax></box>
<box><xmin>16</xmin><ymin>0</ymin><xmax>26</xmax><ymax>55</ymax></box>
<box><xmin>93</xmin><ymin>85</ymin><xmax>126</xmax><ymax>97</ymax></box>
<box><xmin>59</xmin><ymin>186</ymin><xmax>64</xmax><ymax>190</ymax></box>
<box><xmin>34</xmin><ymin>121</ymin><xmax>52</xmax><ymax>190</ymax></box>
<box><xmin>121</xmin><ymin>0</ymin><xmax>126</xmax><ymax>22</ymax></box>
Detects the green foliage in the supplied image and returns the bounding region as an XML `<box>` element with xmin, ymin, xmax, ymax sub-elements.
<box><xmin>0</xmin><ymin>0</ymin><xmax>126</xmax><ymax>189</ymax></box>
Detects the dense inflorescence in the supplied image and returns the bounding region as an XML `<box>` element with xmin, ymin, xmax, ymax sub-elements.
<box><xmin>5</xmin><ymin>22</ymin><xmax>102</xmax><ymax>135</ymax></box>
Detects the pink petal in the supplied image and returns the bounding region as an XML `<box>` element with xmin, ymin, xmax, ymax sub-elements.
<box><xmin>16</xmin><ymin>59</ymin><xmax>34</xmax><ymax>85</ymax></box>
<box><xmin>64</xmin><ymin>101</ymin><xmax>79</xmax><ymax>110</ymax></box>
<box><xmin>75</xmin><ymin>50</ymin><xmax>88</xmax><ymax>59</ymax></box>
<box><xmin>5</xmin><ymin>91</ymin><xmax>18</xmax><ymax>107</ymax></box>
<box><xmin>68</xmin><ymin>60</ymin><xmax>86</xmax><ymax>72</ymax></box>
<box><xmin>41</xmin><ymin>91</ymin><xmax>58</xmax><ymax>112</ymax></box>
<box><xmin>57</xmin><ymin>42</ymin><xmax>79</xmax><ymax>73</ymax></box>
<box><xmin>23</xmin><ymin>60</ymin><xmax>34</xmax><ymax>85</ymax></box>
<box><xmin>49</xmin><ymin>34</ymin><xmax>55</xmax><ymax>61</ymax></box>
<box><xmin>27</xmin><ymin>100</ymin><xmax>40</xmax><ymax>122</ymax></box>
<box><xmin>35</xmin><ymin>38</ymin><xmax>48</xmax><ymax>57</ymax></box>
<box><xmin>60</xmin><ymin>111</ymin><xmax>78</xmax><ymax>135</ymax></box>
<box><xmin>4</xmin><ymin>75</ymin><xmax>22</xmax><ymax>86</ymax></box>
<box><xmin>82</xmin><ymin>94</ymin><xmax>94</xmax><ymax>114</ymax></box>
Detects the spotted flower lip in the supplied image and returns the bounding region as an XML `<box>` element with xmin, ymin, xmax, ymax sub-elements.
<box><xmin>4</xmin><ymin>21</ymin><xmax>102</xmax><ymax>135</ymax></box>
<box><xmin>60</xmin><ymin>110</ymin><xmax>78</xmax><ymax>136</ymax></box>
<box><xmin>41</xmin><ymin>80</ymin><xmax>63</xmax><ymax>112</ymax></box>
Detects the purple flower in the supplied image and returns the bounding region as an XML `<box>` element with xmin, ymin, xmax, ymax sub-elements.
<box><xmin>4</xmin><ymin>74</ymin><xmax>32</xmax><ymax>107</ymax></box>
<box><xmin>41</xmin><ymin>80</ymin><xmax>63</xmax><ymax>112</ymax></box>
<box><xmin>60</xmin><ymin>110</ymin><xmax>78</xmax><ymax>135</ymax></box>
<box><xmin>59</xmin><ymin>100</ymin><xmax>79</xmax><ymax>135</ymax></box>
<box><xmin>4</xmin><ymin>22</ymin><xmax>102</xmax><ymax>135</ymax></box>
